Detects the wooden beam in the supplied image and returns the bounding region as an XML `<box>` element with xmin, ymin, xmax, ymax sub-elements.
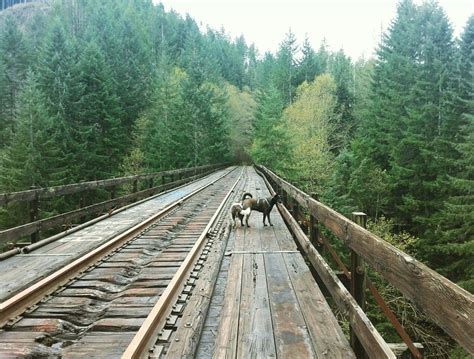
<box><xmin>257</xmin><ymin>165</ymin><xmax>474</xmax><ymax>354</ymax></box>
<box><xmin>350</xmin><ymin>212</ymin><xmax>368</xmax><ymax>359</ymax></box>
<box><xmin>0</xmin><ymin>171</ymin><xmax>215</xmax><ymax>244</ymax></box>
<box><xmin>0</xmin><ymin>164</ymin><xmax>224</xmax><ymax>207</ymax></box>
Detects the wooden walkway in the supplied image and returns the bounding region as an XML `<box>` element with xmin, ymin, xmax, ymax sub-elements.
<box><xmin>197</xmin><ymin>167</ymin><xmax>354</xmax><ymax>358</ymax></box>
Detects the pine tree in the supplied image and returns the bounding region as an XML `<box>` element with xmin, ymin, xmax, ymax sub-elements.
<box><xmin>390</xmin><ymin>1</ymin><xmax>457</xmax><ymax>235</ymax></box>
<box><xmin>75</xmin><ymin>40</ymin><xmax>124</xmax><ymax>180</ymax></box>
<box><xmin>36</xmin><ymin>21</ymin><xmax>79</xmax><ymax>184</ymax></box>
<box><xmin>295</xmin><ymin>36</ymin><xmax>318</xmax><ymax>85</ymax></box>
<box><xmin>250</xmin><ymin>86</ymin><xmax>290</xmax><ymax>172</ymax></box>
<box><xmin>273</xmin><ymin>29</ymin><xmax>298</xmax><ymax>105</ymax></box>
<box><xmin>0</xmin><ymin>16</ymin><xmax>30</xmax><ymax>144</ymax></box>
<box><xmin>0</xmin><ymin>58</ymin><xmax>9</xmax><ymax>147</ymax></box>
<box><xmin>0</xmin><ymin>71</ymin><xmax>56</xmax><ymax>192</ymax></box>
<box><xmin>329</xmin><ymin>50</ymin><xmax>355</xmax><ymax>143</ymax></box>
<box><xmin>423</xmin><ymin>16</ymin><xmax>474</xmax><ymax>291</ymax></box>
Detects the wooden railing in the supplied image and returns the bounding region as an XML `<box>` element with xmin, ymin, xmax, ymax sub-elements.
<box><xmin>0</xmin><ymin>164</ymin><xmax>225</xmax><ymax>246</ymax></box>
<box><xmin>256</xmin><ymin>165</ymin><xmax>473</xmax><ymax>357</ymax></box>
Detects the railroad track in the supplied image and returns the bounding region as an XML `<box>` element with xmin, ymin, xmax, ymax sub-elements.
<box><xmin>0</xmin><ymin>167</ymin><xmax>243</xmax><ymax>358</ymax></box>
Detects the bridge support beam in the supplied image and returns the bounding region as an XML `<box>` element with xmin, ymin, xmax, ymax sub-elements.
<box><xmin>350</xmin><ymin>212</ymin><xmax>368</xmax><ymax>358</ymax></box>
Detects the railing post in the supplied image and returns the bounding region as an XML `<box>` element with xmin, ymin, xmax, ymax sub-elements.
<box><xmin>133</xmin><ymin>178</ymin><xmax>138</xmax><ymax>193</ymax></box>
<box><xmin>351</xmin><ymin>211</ymin><xmax>368</xmax><ymax>359</ymax></box>
<box><xmin>29</xmin><ymin>187</ymin><xmax>39</xmax><ymax>243</ymax></box>
<box><xmin>309</xmin><ymin>193</ymin><xmax>319</xmax><ymax>248</ymax></box>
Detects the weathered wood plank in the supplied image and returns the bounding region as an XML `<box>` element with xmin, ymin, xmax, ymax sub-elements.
<box><xmin>237</xmin><ymin>253</ymin><xmax>276</xmax><ymax>359</ymax></box>
<box><xmin>284</xmin><ymin>253</ymin><xmax>355</xmax><ymax>358</ymax></box>
<box><xmin>212</xmin><ymin>252</ymin><xmax>244</xmax><ymax>358</ymax></box>
<box><xmin>258</xmin><ymin>165</ymin><xmax>474</xmax><ymax>354</ymax></box>
<box><xmin>276</xmin><ymin>199</ymin><xmax>394</xmax><ymax>358</ymax></box>
<box><xmin>165</xmin><ymin>226</ymin><xmax>229</xmax><ymax>358</ymax></box>
<box><xmin>265</xmin><ymin>252</ymin><xmax>315</xmax><ymax>358</ymax></box>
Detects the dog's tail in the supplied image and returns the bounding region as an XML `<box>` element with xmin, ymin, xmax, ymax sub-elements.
<box><xmin>242</xmin><ymin>192</ymin><xmax>253</xmax><ymax>201</ymax></box>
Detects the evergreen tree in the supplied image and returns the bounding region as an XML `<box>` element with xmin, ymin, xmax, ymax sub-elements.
<box><xmin>390</xmin><ymin>1</ymin><xmax>457</xmax><ymax>235</ymax></box>
<box><xmin>329</xmin><ymin>50</ymin><xmax>356</xmax><ymax>143</ymax></box>
<box><xmin>273</xmin><ymin>29</ymin><xmax>298</xmax><ymax>105</ymax></box>
<box><xmin>250</xmin><ymin>86</ymin><xmax>290</xmax><ymax>172</ymax></box>
<box><xmin>0</xmin><ymin>16</ymin><xmax>30</xmax><ymax>144</ymax></box>
<box><xmin>75</xmin><ymin>40</ymin><xmax>124</xmax><ymax>180</ymax></box>
<box><xmin>36</xmin><ymin>21</ymin><xmax>79</xmax><ymax>183</ymax></box>
<box><xmin>0</xmin><ymin>58</ymin><xmax>9</xmax><ymax>146</ymax></box>
<box><xmin>296</xmin><ymin>36</ymin><xmax>318</xmax><ymax>85</ymax></box>
<box><xmin>255</xmin><ymin>52</ymin><xmax>276</xmax><ymax>89</ymax></box>
<box><xmin>0</xmin><ymin>71</ymin><xmax>56</xmax><ymax>191</ymax></box>
<box><xmin>423</xmin><ymin>16</ymin><xmax>474</xmax><ymax>291</ymax></box>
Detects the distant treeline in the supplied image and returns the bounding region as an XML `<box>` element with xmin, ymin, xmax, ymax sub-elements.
<box><xmin>1</xmin><ymin>0</ymin><xmax>37</xmax><ymax>11</ymax></box>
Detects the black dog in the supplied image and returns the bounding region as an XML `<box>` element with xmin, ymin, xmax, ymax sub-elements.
<box><xmin>241</xmin><ymin>193</ymin><xmax>281</xmax><ymax>227</ymax></box>
<box><xmin>230</xmin><ymin>192</ymin><xmax>253</xmax><ymax>227</ymax></box>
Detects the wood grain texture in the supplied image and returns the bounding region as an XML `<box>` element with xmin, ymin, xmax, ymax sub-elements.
<box><xmin>211</xmin><ymin>252</ymin><xmax>244</xmax><ymax>358</ymax></box>
<box><xmin>265</xmin><ymin>252</ymin><xmax>315</xmax><ymax>358</ymax></box>
<box><xmin>284</xmin><ymin>253</ymin><xmax>355</xmax><ymax>358</ymax></box>
<box><xmin>277</xmin><ymin>199</ymin><xmax>394</xmax><ymax>358</ymax></box>
<box><xmin>258</xmin><ymin>165</ymin><xmax>474</xmax><ymax>354</ymax></box>
<box><xmin>165</xmin><ymin>227</ymin><xmax>230</xmax><ymax>358</ymax></box>
<box><xmin>237</xmin><ymin>253</ymin><xmax>276</xmax><ymax>359</ymax></box>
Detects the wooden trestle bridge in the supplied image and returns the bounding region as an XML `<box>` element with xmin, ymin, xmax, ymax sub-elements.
<box><xmin>0</xmin><ymin>165</ymin><xmax>472</xmax><ymax>358</ymax></box>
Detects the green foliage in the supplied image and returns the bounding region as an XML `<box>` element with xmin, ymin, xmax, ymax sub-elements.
<box><xmin>225</xmin><ymin>83</ymin><xmax>256</xmax><ymax>163</ymax></box>
<box><xmin>250</xmin><ymin>86</ymin><xmax>290</xmax><ymax>172</ymax></box>
<box><xmin>273</xmin><ymin>30</ymin><xmax>298</xmax><ymax>105</ymax></box>
<box><xmin>282</xmin><ymin>75</ymin><xmax>340</xmax><ymax>194</ymax></box>
<box><xmin>0</xmin><ymin>16</ymin><xmax>30</xmax><ymax>146</ymax></box>
<box><xmin>0</xmin><ymin>71</ymin><xmax>56</xmax><ymax>227</ymax></box>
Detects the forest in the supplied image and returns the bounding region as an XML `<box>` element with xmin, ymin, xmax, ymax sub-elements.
<box><xmin>0</xmin><ymin>0</ymin><xmax>472</xmax><ymax>356</ymax></box>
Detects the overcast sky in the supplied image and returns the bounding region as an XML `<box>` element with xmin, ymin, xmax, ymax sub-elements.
<box><xmin>155</xmin><ymin>0</ymin><xmax>473</xmax><ymax>60</ymax></box>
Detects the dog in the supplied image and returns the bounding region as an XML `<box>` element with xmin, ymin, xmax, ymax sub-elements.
<box><xmin>230</xmin><ymin>192</ymin><xmax>253</xmax><ymax>227</ymax></box>
<box><xmin>241</xmin><ymin>193</ymin><xmax>281</xmax><ymax>227</ymax></box>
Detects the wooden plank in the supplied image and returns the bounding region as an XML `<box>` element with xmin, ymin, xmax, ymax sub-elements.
<box><xmin>61</xmin><ymin>332</ymin><xmax>136</xmax><ymax>358</ymax></box>
<box><xmin>284</xmin><ymin>253</ymin><xmax>355</xmax><ymax>358</ymax></box>
<box><xmin>276</xmin><ymin>201</ymin><xmax>394</xmax><ymax>358</ymax></box>
<box><xmin>237</xmin><ymin>253</ymin><xmax>276</xmax><ymax>358</ymax></box>
<box><xmin>259</xmin><ymin>165</ymin><xmax>474</xmax><ymax>354</ymax></box>
<box><xmin>165</xmin><ymin>227</ymin><xmax>229</xmax><ymax>358</ymax></box>
<box><xmin>212</xmin><ymin>254</ymin><xmax>244</xmax><ymax>358</ymax></box>
<box><xmin>264</xmin><ymin>252</ymin><xmax>315</xmax><ymax>358</ymax></box>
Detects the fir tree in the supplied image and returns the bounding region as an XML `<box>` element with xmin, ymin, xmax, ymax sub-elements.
<box><xmin>0</xmin><ymin>16</ymin><xmax>30</xmax><ymax>143</ymax></box>
<box><xmin>250</xmin><ymin>86</ymin><xmax>290</xmax><ymax>172</ymax></box>
<box><xmin>423</xmin><ymin>16</ymin><xmax>474</xmax><ymax>291</ymax></box>
<box><xmin>36</xmin><ymin>21</ymin><xmax>79</xmax><ymax>183</ymax></box>
<box><xmin>75</xmin><ymin>40</ymin><xmax>125</xmax><ymax>180</ymax></box>
<box><xmin>296</xmin><ymin>36</ymin><xmax>318</xmax><ymax>85</ymax></box>
<box><xmin>329</xmin><ymin>50</ymin><xmax>355</xmax><ymax>143</ymax></box>
<box><xmin>390</xmin><ymin>1</ymin><xmax>457</xmax><ymax>235</ymax></box>
<box><xmin>0</xmin><ymin>71</ymin><xmax>56</xmax><ymax>192</ymax></box>
<box><xmin>273</xmin><ymin>30</ymin><xmax>298</xmax><ymax>105</ymax></box>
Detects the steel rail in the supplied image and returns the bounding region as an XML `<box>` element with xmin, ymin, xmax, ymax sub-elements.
<box><xmin>122</xmin><ymin>169</ymin><xmax>243</xmax><ymax>359</ymax></box>
<box><xmin>0</xmin><ymin>167</ymin><xmax>237</xmax><ymax>328</ymax></box>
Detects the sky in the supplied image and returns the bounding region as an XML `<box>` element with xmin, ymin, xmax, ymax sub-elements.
<box><xmin>154</xmin><ymin>0</ymin><xmax>473</xmax><ymax>60</ymax></box>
